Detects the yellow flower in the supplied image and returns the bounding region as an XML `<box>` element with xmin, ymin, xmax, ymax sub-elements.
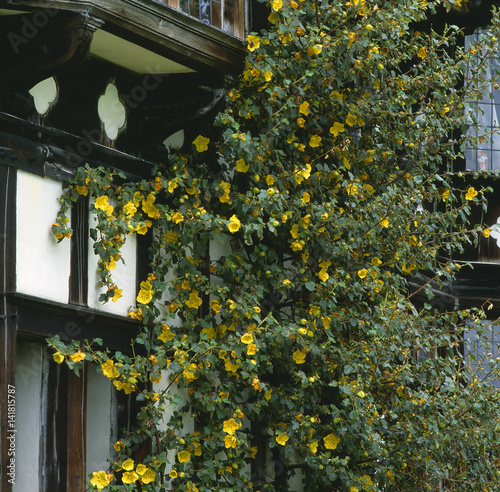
<box><xmin>142</xmin><ymin>194</ymin><xmax>159</xmax><ymax>218</ymax></box>
<box><xmin>172</xmin><ymin>212</ymin><xmax>184</xmax><ymax>223</ymax></box>
<box><xmin>70</xmin><ymin>351</ymin><xmax>85</xmax><ymax>363</ymax></box>
<box><xmin>357</xmin><ymin>269</ymin><xmax>368</xmax><ymax>279</ymax></box>
<box><xmin>483</xmin><ymin>228</ymin><xmax>490</xmax><ymax>238</ymax></box>
<box><xmin>241</xmin><ymin>333</ymin><xmax>254</xmax><ymax>344</ymax></box>
<box><xmin>223</xmin><ymin>418</ymin><xmax>241</xmax><ymax>435</ymax></box>
<box><xmin>122</xmin><ymin>459</ymin><xmax>135</xmax><ymax>471</ymax></box>
<box><xmin>122</xmin><ymin>471</ymin><xmax>139</xmax><ymax>484</ymax></box>
<box><xmin>169</xmin><ymin>470</ymin><xmax>178</xmax><ymax>478</ymax></box>
<box><xmin>249</xmin><ymin>446</ymin><xmax>258</xmax><ymax>458</ymax></box>
<box><xmin>309</xmin><ymin>441</ymin><xmax>318</xmax><ymax>453</ymax></box>
<box><xmin>187</xmin><ymin>481</ymin><xmax>200</xmax><ymax>492</ymax></box>
<box><xmin>247</xmin><ymin>35</ymin><xmax>261</xmax><ymax>52</ymax></box>
<box><xmin>236</xmin><ymin>158</ymin><xmax>249</xmax><ymax>173</ymax></box>
<box><xmin>228</xmin><ymin>215</ymin><xmax>241</xmax><ymax>233</ymax></box>
<box><xmin>75</xmin><ymin>185</ymin><xmax>89</xmax><ymax>196</ymax></box>
<box><xmin>114</xmin><ymin>441</ymin><xmax>124</xmax><ymax>452</ymax></box>
<box><xmin>271</xmin><ymin>0</ymin><xmax>283</xmax><ymax>10</ymax></box>
<box><xmin>95</xmin><ymin>196</ymin><xmax>113</xmax><ymax>214</ymax></box>
<box><xmin>299</xmin><ymin>101</ymin><xmax>310</xmax><ymax>115</ymax></box>
<box><xmin>323</xmin><ymin>433</ymin><xmax>340</xmax><ymax>450</ymax></box>
<box><xmin>53</xmin><ymin>352</ymin><xmax>64</xmax><ymax>364</ymax></box>
<box><xmin>402</xmin><ymin>263</ymin><xmax>416</xmax><ymax>274</ymax></box>
<box><xmin>247</xmin><ymin>343</ymin><xmax>257</xmax><ymax>355</ymax></box>
<box><xmin>465</xmin><ymin>186</ymin><xmax>478</xmax><ymax>200</ymax></box>
<box><xmin>186</xmin><ymin>292</ymin><xmax>203</xmax><ymax>309</ymax></box>
<box><xmin>137</xmin><ymin>288</ymin><xmax>153</xmax><ymax>305</ymax></box>
<box><xmin>113</xmin><ymin>380</ymin><xmax>134</xmax><ymax>394</ymax></box>
<box><xmin>136</xmin><ymin>464</ymin><xmax>147</xmax><ymax>476</ymax></box>
<box><xmin>318</xmin><ymin>269</ymin><xmax>329</xmax><ymax>282</ymax></box>
<box><xmin>346</xmin><ymin>183</ymin><xmax>358</xmax><ymax>195</ymax></box>
<box><xmin>128</xmin><ymin>308</ymin><xmax>143</xmax><ymax>321</ymax></box>
<box><xmin>441</xmin><ymin>189</ymin><xmax>451</xmax><ymax>202</ymax></box>
<box><xmin>104</xmin><ymin>258</ymin><xmax>116</xmax><ymax>271</ymax></box>
<box><xmin>210</xmin><ymin>300</ymin><xmax>222</xmax><ymax>313</ymax></box>
<box><xmin>224</xmin><ymin>434</ymin><xmax>237</xmax><ymax>448</ymax></box>
<box><xmin>417</xmin><ymin>46</ymin><xmax>427</xmax><ymax>59</ymax></box>
<box><xmin>330</xmin><ymin>122</ymin><xmax>345</xmax><ymax>136</ymax></box>
<box><xmin>346</xmin><ymin>113</ymin><xmax>357</xmax><ymax>127</ymax></box>
<box><xmin>102</xmin><ymin>360</ymin><xmax>119</xmax><ymax>379</ymax></box>
<box><xmin>297</xmin><ymin>117</ymin><xmax>305</xmax><ymax>127</ymax></box>
<box><xmin>141</xmin><ymin>468</ymin><xmax>155</xmax><ymax>484</ymax></box>
<box><xmin>90</xmin><ymin>470</ymin><xmax>111</xmax><ymax>490</ymax></box>
<box><xmin>276</xmin><ymin>434</ymin><xmax>289</xmax><ymax>445</ymax></box>
<box><xmin>112</xmin><ymin>288</ymin><xmax>123</xmax><ymax>303</ymax></box>
<box><xmin>309</xmin><ymin>135</ymin><xmax>321</xmax><ymax>147</ymax></box>
<box><xmin>312</xmin><ymin>44</ymin><xmax>322</xmax><ymax>55</ymax></box>
<box><xmin>347</xmin><ymin>31</ymin><xmax>356</xmax><ymax>48</ymax></box>
<box><xmin>193</xmin><ymin>135</ymin><xmax>210</xmax><ymax>152</ymax></box>
<box><xmin>350</xmin><ymin>487</ymin><xmax>359</xmax><ymax>492</ymax></box>
<box><xmin>178</xmin><ymin>450</ymin><xmax>191</xmax><ymax>463</ymax></box>
<box><xmin>291</xmin><ymin>241</ymin><xmax>303</xmax><ymax>251</ymax></box>
<box><xmin>293</xmin><ymin>350</ymin><xmax>306</xmax><ymax>364</ymax></box>
<box><xmin>381</xmin><ymin>218</ymin><xmax>389</xmax><ymax>228</ymax></box>
<box><xmin>371</xmin><ymin>257</ymin><xmax>382</xmax><ymax>266</ymax></box>
<box><xmin>252</xmin><ymin>378</ymin><xmax>262</xmax><ymax>391</ymax></box>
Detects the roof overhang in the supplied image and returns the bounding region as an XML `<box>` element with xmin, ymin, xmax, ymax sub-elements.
<box><xmin>1</xmin><ymin>0</ymin><xmax>247</xmax><ymax>75</ymax></box>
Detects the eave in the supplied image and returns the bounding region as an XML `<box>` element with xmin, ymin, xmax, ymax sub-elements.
<box><xmin>2</xmin><ymin>0</ymin><xmax>247</xmax><ymax>75</ymax></box>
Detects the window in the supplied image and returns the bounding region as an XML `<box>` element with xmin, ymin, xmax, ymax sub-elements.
<box><xmin>465</xmin><ymin>31</ymin><xmax>500</xmax><ymax>171</ymax></box>
<box><xmin>464</xmin><ymin>320</ymin><xmax>500</xmax><ymax>388</ymax></box>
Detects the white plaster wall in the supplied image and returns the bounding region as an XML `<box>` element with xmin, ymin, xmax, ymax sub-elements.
<box><xmin>29</xmin><ymin>77</ymin><xmax>57</xmax><ymax>115</ymax></box>
<box><xmin>14</xmin><ymin>343</ymin><xmax>43</xmax><ymax>492</ymax></box>
<box><xmin>154</xmin><ymin>369</ymin><xmax>193</xmax><ymax>484</ymax></box>
<box><xmin>16</xmin><ymin>170</ymin><xmax>71</xmax><ymax>302</ymax></box>
<box><xmin>87</xmin><ymin>226</ymin><xmax>137</xmax><ymax>316</ymax></box>
<box><xmin>86</xmin><ymin>369</ymin><xmax>113</xmax><ymax>475</ymax></box>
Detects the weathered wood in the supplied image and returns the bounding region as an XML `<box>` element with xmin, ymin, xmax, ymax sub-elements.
<box><xmin>0</xmin><ymin>112</ymin><xmax>156</xmax><ymax>181</ymax></box>
<box><xmin>9</xmin><ymin>293</ymin><xmax>141</xmax><ymax>353</ymax></box>
<box><xmin>41</xmin><ymin>348</ymin><xmax>61</xmax><ymax>491</ymax></box>
<box><xmin>70</xmin><ymin>197</ymin><xmax>89</xmax><ymax>306</ymax></box>
<box><xmin>66</xmin><ymin>367</ymin><xmax>87</xmax><ymax>492</ymax></box>
<box><xmin>0</xmin><ymin>164</ymin><xmax>16</xmax><ymax>491</ymax></box>
<box><xmin>4</xmin><ymin>0</ymin><xmax>247</xmax><ymax>74</ymax></box>
<box><xmin>0</xmin><ymin>305</ymin><xmax>17</xmax><ymax>492</ymax></box>
<box><xmin>224</xmin><ymin>0</ymin><xmax>245</xmax><ymax>38</ymax></box>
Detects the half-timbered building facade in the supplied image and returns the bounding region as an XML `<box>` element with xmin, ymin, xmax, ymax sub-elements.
<box><xmin>0</xmin><ymin>0</ymin><xmax>247</xmax><ymax>489</ymax></box>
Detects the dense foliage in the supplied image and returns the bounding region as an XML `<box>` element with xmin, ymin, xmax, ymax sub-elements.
<box><xmin>49</xmin><ymin>0</ymin><xmax>500</xmax><ymax>490</ymax></box>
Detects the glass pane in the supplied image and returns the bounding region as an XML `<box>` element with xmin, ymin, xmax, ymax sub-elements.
<box><xmin>200</xmin><ymin>0</ymin><xmax>211</xmax><ymax>22</ymax></box>
<box><xmin>465</xmin><ymin>31</ymin><xmax>500</xmax><ymax>170</ymax></box>
<box><xmin>465</xmin><ymin>321</ymin><xmax>500</xmax><ymax>388</ymax></box>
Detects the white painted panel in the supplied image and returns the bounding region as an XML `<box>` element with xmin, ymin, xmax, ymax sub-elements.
<box><xmin>14</xmin><ymin>343</ymin><xmax>43</xmax><ymax>492</ymax></box>
<box><xmin>87</xmin><ymin>230</ymin><xmax>137</xmax><ymax>316</ymax></box>
<box><xmin>16</xmin><ymin>170</ymin><xmax>71</xmax><ymax>302</ymax></box>
<box><xmin>210</xmin><ymin>232</ymin><xmax>233</xmax><ymax>262</ymax></box>
<box><xmin>86</xmin><ymin>369</ymin><xmax>113</xmax><ymax>474</ymax></box>
<box><xmin>29</xmin><ymin>77</ymin><xmax>58</xmax><ymax>115</ymax></box>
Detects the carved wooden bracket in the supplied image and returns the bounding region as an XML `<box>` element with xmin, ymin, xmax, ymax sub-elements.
<box><xmin>0</xmin><ymin>11</ymin><xmax>103</xmax><ymax>116</ymax></box>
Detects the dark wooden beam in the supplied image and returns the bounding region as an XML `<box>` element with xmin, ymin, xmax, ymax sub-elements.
<box><xmin>0</xmin><ymin>164</ymin><xmax>17</xmax><ymax>491</ymax></box>
<box><xmin>66</xmin><ymin>367</ymin><xmax>87</xmax><ymax>492</ymax></box>
<box><xmin>9</xmin><ymin>293</ymin><xmax>141</xmax><ymax>354</ymax></box>
<box><xmin>0</xmin><ymin>112</ymin><xmax>156</xmax><ymax>181</ymax></box>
